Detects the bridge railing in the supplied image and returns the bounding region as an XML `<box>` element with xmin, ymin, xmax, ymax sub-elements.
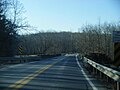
<box><xmin>83</xmin><ymin>57</ymin><xmax>120</xmax><ymax>90</ymax></box>
<box><xmin>0</xmin><ymin>54</ymin><xmax>62</xmax><ymax>65</ymax></box>
<box><xmin>0</xmin><ymin>56</ymin><xmax>41</xmax><ymax>65</ymax></box>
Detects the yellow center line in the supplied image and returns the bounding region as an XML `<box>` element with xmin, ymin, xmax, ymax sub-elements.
<box><xmin>5</xmin><ymin>61</ymin><xmax>59</xmax><ymax>90</ymax></box>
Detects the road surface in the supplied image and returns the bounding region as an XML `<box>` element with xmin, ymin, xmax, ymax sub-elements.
<box><xmin>0</xmin><ymin>54</ymin><xmax>108</xmax><ymax>90</ymax></box>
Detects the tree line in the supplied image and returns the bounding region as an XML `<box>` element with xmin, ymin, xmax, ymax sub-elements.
<box><xmin>0</xmin><ymin>0</ymin><xmax>120</xmax><ymax>63</ymax></box>
<box><xmin>19</xmin><ymin>22</ymin><xmax>120</xmax><ymax>62</ymax></box>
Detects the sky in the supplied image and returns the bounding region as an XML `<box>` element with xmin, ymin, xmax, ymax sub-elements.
<box><xmin>20</xmin><ymin>0</ymin><xmax>120</xmax><ymax>32</ymax></box>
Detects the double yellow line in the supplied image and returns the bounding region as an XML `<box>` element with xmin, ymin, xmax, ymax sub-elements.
<box><xmin>5</xmin><ymin>61</ymin><xmax>59</xmax><ymax>90</ymax></box>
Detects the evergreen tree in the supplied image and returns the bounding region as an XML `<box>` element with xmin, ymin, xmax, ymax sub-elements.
<box><xmin>0</xmin><ymin>0</ymin><xmax>18</xmax><ymax>56</ymax></box>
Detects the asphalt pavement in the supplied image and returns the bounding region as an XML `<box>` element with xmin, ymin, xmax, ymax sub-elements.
<box><xmin>0</xmin><ymin>54</ymin><xmax>109</xmax><ymax>90</ymax></box>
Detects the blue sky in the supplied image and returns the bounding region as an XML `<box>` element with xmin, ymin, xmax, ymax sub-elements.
<box><xmin>20</xmin><ymin>0</ymin><xmax>120</xmax><ymax>32</ymax></box>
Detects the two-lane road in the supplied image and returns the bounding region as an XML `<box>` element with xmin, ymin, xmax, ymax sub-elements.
<box><xmin>0</xmin><ymin>55</ymin><xmax>107</xmax><ymax>90</ymax></box>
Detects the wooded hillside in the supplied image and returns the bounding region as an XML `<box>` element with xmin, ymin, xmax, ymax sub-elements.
<box><xmin>19</xmin><ymin>22</ymin><xmax>120</xmax><ymax>62</ymax></box>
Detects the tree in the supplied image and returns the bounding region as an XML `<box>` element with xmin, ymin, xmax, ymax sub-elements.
<box><xmin>0</xmin><ymin>0</ymin><xmax>27</xmax><ymax>56</ymax></box>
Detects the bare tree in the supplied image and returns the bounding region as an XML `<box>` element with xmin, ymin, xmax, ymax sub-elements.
<box><xmin>0</xmin><ymin>0</ymin><xmax>29</xmax><ymax>56</ymax></box>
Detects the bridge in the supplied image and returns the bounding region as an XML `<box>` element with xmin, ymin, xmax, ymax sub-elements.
<box><xmin>0</xmin><ymin>54</ymin><xmax>119</xmax><ymax>90</ymax></box>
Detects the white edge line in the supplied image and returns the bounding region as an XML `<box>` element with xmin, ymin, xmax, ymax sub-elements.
<box><xmin>76</xmin><ymin>55</ymin><xmax>98</xmax><ymax>90</ymax></box>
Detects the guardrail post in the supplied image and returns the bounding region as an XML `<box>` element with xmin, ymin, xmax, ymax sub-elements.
<box><xmin>93</xmin><ymin>67</ymin><xmax>95</xmax><ymax>75</ymax></box>
<box><xmin>106</xmin><ymin>76</ymin><xmax>109</xmax><ymax>82</ymax></box>
<box><xmin>117</xmin><ymin>82</ymin><xmax>119</xmax><ymax>90</ymax></box>
<box><xmin>100</xmin><ymin>72</ymin><xmax>102</xmax><ymax>78</ymax></box>
<box><xmin>84</xmin><ymin>57</ymin><xmax>120</xmax><ymax>90</ymax></box>
<box><xmin>95</xmin><ymin>69</ymin><xmax>97</xmax><ymax>75</ymax></box>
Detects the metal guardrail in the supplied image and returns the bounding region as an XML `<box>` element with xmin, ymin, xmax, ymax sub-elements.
<box><xmin>0</xmin><ymin>54</ymin><xmax>62</xmax><ymax>65</ymax></box>
<box><xmin>0</xmin><ymin>56</ymin><xmax>41</xmax><ymax>65</ymax></box>
<box><xmin>83</xmin><ymin>57</ymin><xmax>120</xmax><ymax>90</ymax></box>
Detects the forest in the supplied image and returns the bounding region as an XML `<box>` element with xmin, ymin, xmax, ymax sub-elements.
<box><xmin>19</xmin><ymin>22</ymin><xmax>120</xmax><ymax>63</ymax></box>
<box><xmin>0</xmin><ymin>0</ymin><xmax>120</xmax><ymax>65</ymax></box>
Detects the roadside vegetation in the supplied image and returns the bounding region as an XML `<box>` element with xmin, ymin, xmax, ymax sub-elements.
<box><xmin>0</xmin><ymin>0</ymin><xmax>120</xmax><ymax>65</ymax></box>
<box><xmin>0</xmin><ymin>0</ymin><xmax>28</xmax><ymax>56</ymax></box>
<box><xmin>19</xmin><ymin>22</ymin><xmax>120</xmax><ymax>64</ymax></box>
